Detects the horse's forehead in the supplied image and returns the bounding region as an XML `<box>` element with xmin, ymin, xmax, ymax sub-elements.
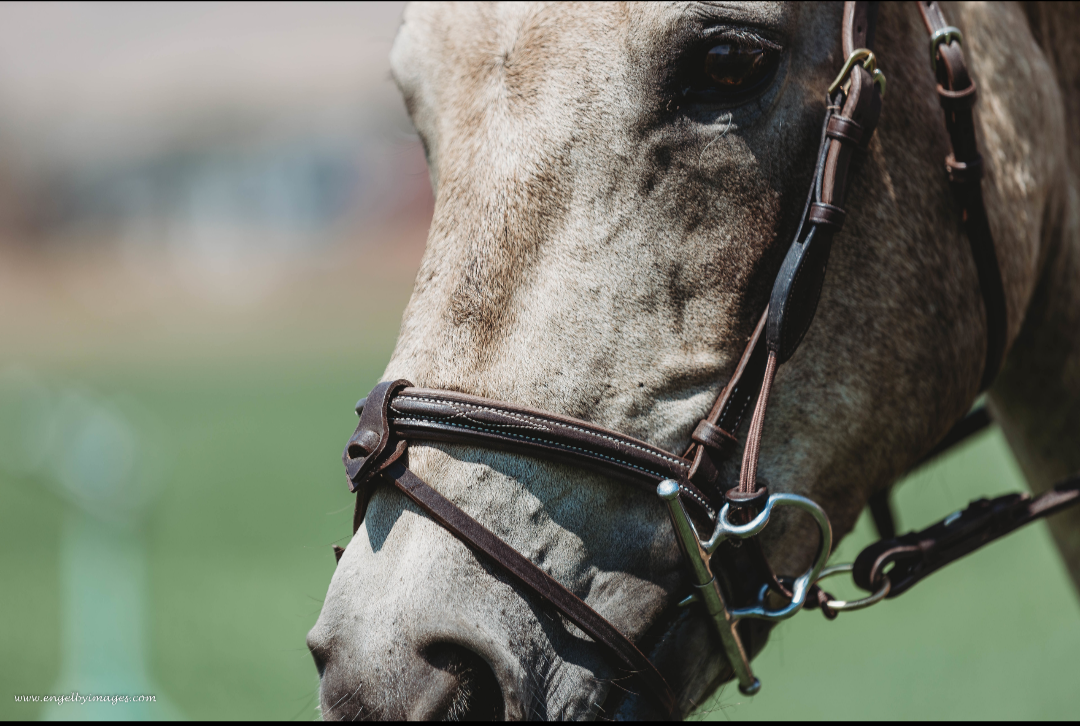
<box><xmin>393</xmin><ymin>2</ymin><xmax>629</xmax><ymax>149</ymax></box>
<box><xmin>393</xmin><ymin>2</ymin><xmax>799</xmax><ymax>115</ymax></box>
<box><xmin>397</xmin><ymin>2</ymin><xmax>795</xmax><ymax>41</ymax></box>
<box><xmin>385</xmin><ymin>3</ymin><xmax>837</xmax><ymax>408</ymax></box>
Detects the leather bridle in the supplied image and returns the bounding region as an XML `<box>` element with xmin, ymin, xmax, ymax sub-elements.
<box><xmin>337</xmin><ymin>2</ymin><xmax>1080</xmax><ymax>718</ymax></box>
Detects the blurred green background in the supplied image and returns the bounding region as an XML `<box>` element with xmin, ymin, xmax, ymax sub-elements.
<box><xmin>1</xmin><ymin>2</ymin><xmax>1077</xmax><ymax>721</ymax></box>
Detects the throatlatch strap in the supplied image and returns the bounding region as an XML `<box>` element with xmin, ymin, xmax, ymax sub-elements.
<box><xmin>382</xmin><ymin>461</ymin><xmax>680</xmax><ymax>717</ymax></box>
<box><xmin>867</xmin><ymin>1</ymin><xmax>1010</xmax><ymax>541</ymax></box>
<box><xmin>918</xmin><ymin>0</ymin><xmax>1008</xmax><ymax>391</ymax></box>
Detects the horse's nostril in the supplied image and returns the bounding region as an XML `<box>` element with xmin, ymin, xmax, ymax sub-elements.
<box><xmin>306</xmin><ymin>632</ymin><xmax>329</xmax><ymax>678</ymax></box>
<box><xmin>311</xmin><ymin>649</ymin><xmax>327</xmax><ymax>678</ymax></box>
<box><xmin>424</xmin><ymin>643</ymin><xmax>504</xmax><ymax>721</ymax></box>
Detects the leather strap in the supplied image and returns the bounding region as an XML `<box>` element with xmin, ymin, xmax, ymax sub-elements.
<box><xmin>382</xmin><ymin>460</ymin><xmax>680</xmax><ymax>717</ymax></box>
<box><xmin>691</xmin><ymin>419</ymin><xmax>739</xmax><ymax>453</ymax></box>
<box><xmin>704</xmin><ymin>309</ymin><xmax>770</xmax><ymax>435</ymax></box>
<box><xmin>867</xmin><ymin>0</ymin><xmax>1011</xmax><ymax>540</ymax></box>
<box><xmin>685</xmin><ymin>1</ymin><xmax>884</xmax><ymax>498</ymax></box>
<box><xmin>808</xmin><ymin>202</ymin><xmax>846</xmax><ymax>229</ymax></box>
<box><xmin>767</xmin><ymin>3</ymin><xmax>883</xmax><ymax>364</ymax></box>
<box><xmin>826</xmin><ymin>114</ymin><xmax>869</xmax><ymax>148</ymax></box>
<box><xmin>854</xmin><ymin>476</ymin><xmax>1080</xmax><ymax>596</ymax></box>
<box><xmin>843</xmin><ymin>0</ymin><xmax>879</xmax><ymax>56</ymax></box>
<box><xmin>685</xmin><ymin>308</ymin><xmax>769</xmax><ymax>499</ymax></box>
<box><xmin>737</xmin><ymin>0</ymin><xmax>883</xmax><ymax>494</ymax></box>
<box><xmin>347</xmin><ymin>383</ymin><xmax>715</xmax><ymax>525</ymax></box>
<box><xmin>344</xmin><ymin>379</ymin><xmax>411</xmax><ymax>488</ymax></box>
<box><xmin>343</xmin><ymin>379</ymin><xmax>412</xmax><ymax>525</ymax></box>
<box><xmin>917</xmin><ymin>1</ymin><xmax>1008</xmax><ymax>391</ymax></box>
<box><xmin>385</xmin><ymin>387</ymin><xmax>713</xmax><ymax>513</ymax></box>
<box><xmin>387</xmin><ymin>389</ymin><xmax>695</xmax><ymax>488</ymax></box>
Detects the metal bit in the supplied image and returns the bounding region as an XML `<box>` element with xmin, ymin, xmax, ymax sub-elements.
<box><xmin>657</xmin><ymin>480</ymin><xmax>761</xmax><ymax>696</ymax></box>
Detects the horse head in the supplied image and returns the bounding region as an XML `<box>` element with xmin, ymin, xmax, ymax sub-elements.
<box><xmin>308</xmin><ymin>2</ymin><xmax>1071</xmax><ymax>719</ymax></box>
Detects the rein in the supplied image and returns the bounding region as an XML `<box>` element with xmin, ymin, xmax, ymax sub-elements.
<box><xmin>338</xmin><ymin>2</ymin><xmax>1080</xmax><ymax>717</ymax></box>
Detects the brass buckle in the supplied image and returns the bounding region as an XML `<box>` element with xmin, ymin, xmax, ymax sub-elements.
<box><xmin>929</xmin><ymin>26</ymin><xmax>963</xmax><ymax>74</ymax></box>
<box><xmin>827</xmin><ymin>48</ymin><xmax>886</xmax><ymax>99</ymax></box>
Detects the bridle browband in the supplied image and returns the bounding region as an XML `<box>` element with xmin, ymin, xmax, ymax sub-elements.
<box><xmin>337</xmin><ymin>2</ymin><xmax>1080</xmax><ymax>718</ymax></box>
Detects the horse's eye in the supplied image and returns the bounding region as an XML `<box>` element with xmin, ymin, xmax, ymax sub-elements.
<box><xmin>682</xmin><ymin>40</ymin><xmax>781</xmax><ymax>102</ymax></box>
<box><xmin>705</xmin><ymin>44</ymin><xmax>774</xmax><ymax>89</ymax></box>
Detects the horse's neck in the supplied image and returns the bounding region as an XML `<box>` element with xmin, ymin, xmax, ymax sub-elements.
<box><xmin>992</xmin><ymin>176</ymin><xmax>1080</xmax><ymax>593</ymax></box>
<box><xmin>988</xmin><ymin>1</ymin><xmax>1080</xmax><ymax>595</ymax></box>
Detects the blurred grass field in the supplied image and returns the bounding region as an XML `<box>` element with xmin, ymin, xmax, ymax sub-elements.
<box><xmin>3</xmin><ymin>298</ymin><xmax>1078</xmax><ymax>720</ymax></box>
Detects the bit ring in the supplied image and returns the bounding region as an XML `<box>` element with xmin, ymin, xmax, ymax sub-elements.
<box><xmin>717</xmin><ymin>493</ymin><xmax>834</xmax><ymax>622</ymax></box>
<box><xmin>814</xmin><ymin>562</ymin><xmax>891</xmax><ymax>611</ymax></box>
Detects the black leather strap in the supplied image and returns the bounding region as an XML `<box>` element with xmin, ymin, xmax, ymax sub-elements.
<box><xmin>854</xmin><ymin>476</ymin><xmax>1080</xmax><ymax>596</ymax></box>
<box><xmin>918</xmin><ymin>0</ymin><xmax>1008</xmax><ymax>391</ymax></box>
<box><xmin>767</xmin><ymin>21</ymin><xmax>884</xmax><ymax>364</ymax></box>
<box><xmin>385</xmin><ymin>387</ymin><xmax>714</xmax><ymax>515</ymax></box>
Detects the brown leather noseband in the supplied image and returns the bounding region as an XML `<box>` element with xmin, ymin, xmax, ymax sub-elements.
<box><xmin>335</xmin><ymin>2</ymin><xmax>1080</xmax><ymax>718</ymax></box>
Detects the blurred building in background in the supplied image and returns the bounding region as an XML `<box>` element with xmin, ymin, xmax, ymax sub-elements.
<box><xmin>0</xmin><ymin>1</ymin><xmax>429</xmax><ymax>299</ymax></box>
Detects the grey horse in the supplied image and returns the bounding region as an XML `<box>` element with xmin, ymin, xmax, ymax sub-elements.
<box><xmin>308</xmin><ymin>1</ymin><xmax>1080</xmax><ymax>719</ymax></box>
